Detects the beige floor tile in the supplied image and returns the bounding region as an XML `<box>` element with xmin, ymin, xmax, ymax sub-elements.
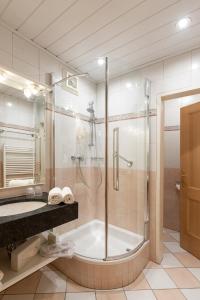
<box><xmin>67</xmin><ymin>292</ymin><xmax>96</xmax><ymax>300</ymax></box>
<box><xmin>166</xmin><ymin>268</ymin><xmax>200</xmax><ymax>288</ymax></box>
<box><xmin>188</xmin><ymin>268</ymin><xmax>200</xmax><ymax>281</ymax></box>
<box><xmin>163</xmin><ymin>242</ymin><xmax>186</xmax><ymax>253</ymax></box>
<box><xmin>164</xmin><ymin>228</ymin><xmax>178</xmax><ymax>234</ymax></box>
<box><xmin>34</xmin><ymin>293</ymin><xmax>65</xmax><ymax>300</ymax></box>
<box><xmin>153</xmin><ymin>289</ymin><xmax>185</xmax><ymax>300</ymax></box>
<box><xmin>161</xmin><ymin>253</ymin><xmax>183</xmax><ymax>268</ymax></box>
<box><xmin>181</xmin><ymin>288</ymin><xmax>200</xmax><ymax>299</ymax></box>
<box><xmin>174</xmin><ymin>252</ymin><xmax>200</xmax><ymax>267</ymax></box>
<box><xmin>96</xmin><ymin>291</ymin><xmax>126</xmax><ymax>300</ymax></box>
<box><xmin>145</xmin><ymin>261</ymin><xmax>161</xmax><ymax>269</ymax></box>
<box><xmin>36</xmin><ymin>270</ymin><xmax>67</xmax><ymax>293</ymax></box>
<box><xmin>67</xmin><ymin>279</ymin><xmax>93</xmax><ymax>293</ymax></box>
<box><xmin>162</xmin><ymin>232</ymin><xmax>177</xmax><ymax>242</ymax></box>
<box><xmin>2</xmin><ymin>295</ymin><xmax>34</xmax><ymax>300</ymax></box>
<box><xmin>162</xmin><ymin>244</ymin><xmax>171</xmax><ymax>253</ymax></box>
<box><xmin>124</xmin><ymin>273</ymin><xmax>150</xmax><ymax>290</ymax></box>
<box><xmin>4</xmin><ymin>271</ymin><xmax>41</xmax><ymax>294</ymax></box>
<box><xmin>144</xmin><ymin>269</ymin><xmax>176</xmax><ymax>289</ymax></box>
<box><xmin>169</xmin><ymin>232</ymin><xmax>180</xmax><ymax>242</ymax></box>
<box><xmin>125</xmin><ymin>290</ymin><xmax>156</xmax><ymax>300</ymax></box>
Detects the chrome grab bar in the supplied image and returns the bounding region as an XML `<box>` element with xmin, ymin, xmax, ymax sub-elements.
<box><xmin>113</xmin><ymin>127</ymin><xmax>119</xmax><ymax>191</ymax></box>
<box><xmin>113</xmin><ymin>128</ymin><xmax>133</xmax><ymax>191</ymax></box>
<box><xmin>114</xmin><ymin>154</ymin><xmax>133</xmax><ymax>168</ymax></box>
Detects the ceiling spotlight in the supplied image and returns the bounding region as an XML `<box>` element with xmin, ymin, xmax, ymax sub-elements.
<box><xmin>24</xmin><ymin>88</ymin><xmax>32</xmax><ymax>98</ymax></box>
<box><xmin>97</xmin><ymin>57</ymin><xmax>105</xmax><ymax>66</ymax></box>
<box><xmin>0</xmin><ymin>72</ymin><xmax>7</xmax><ymax>82</ymax></box>
<box><xmin>176</xmin><ymin>17</ymin><xmax>191</xmax><ymax>30</ymax></box>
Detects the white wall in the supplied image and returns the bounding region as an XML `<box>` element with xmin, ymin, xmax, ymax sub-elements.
<box><xmin>164</xmin><ymin>94</ymin><xmax>200</xmax><ymax>169</ymax></box>
<box><xmin>1</xmin><ymin>20</ymin><xmax>200</xmax><ymax>182</ymax></box>
<box><xmin>0</xmin><ymin>23</ymin><xmax>64</xmax><ymax>86</ymax></box>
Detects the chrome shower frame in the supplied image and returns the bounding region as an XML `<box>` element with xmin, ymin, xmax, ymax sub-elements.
<box><xmin>51</xmin><ymin>65</ymin><xmax>151</xmax><ymax>262</ymax></box>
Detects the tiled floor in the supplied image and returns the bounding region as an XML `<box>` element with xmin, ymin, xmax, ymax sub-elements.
<box><xmin>1</xmin><ymin>228</ymin><xmax>200</xmax><ymax>299</ymax></box>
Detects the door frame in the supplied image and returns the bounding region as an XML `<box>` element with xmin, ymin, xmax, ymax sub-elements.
<box><xmin>155</xmin><ymin>87</ymin><xmax>200</xmax><ymax>263</ymax></box>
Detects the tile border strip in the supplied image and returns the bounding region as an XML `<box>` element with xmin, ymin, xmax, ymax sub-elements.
<box><xmin>46</xmin><ymin>102</ymin><xmax>157</xmax><ymax>123</ymax></box>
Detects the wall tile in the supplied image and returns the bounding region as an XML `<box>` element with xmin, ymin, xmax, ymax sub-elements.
<box><xmin>164</xmin><ymin>52</ymin><xmax>191</xmax><ymax>79</ymax></box>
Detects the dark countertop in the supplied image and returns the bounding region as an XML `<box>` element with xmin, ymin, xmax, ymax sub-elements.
<box><xmin>0</xmin><ymin>193</ymin><xmax>78</xmax><ymax>247</ymax></box>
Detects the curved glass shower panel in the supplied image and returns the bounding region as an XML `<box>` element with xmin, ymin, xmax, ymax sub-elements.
<box><xmin>54</xmin><ymin>63</ymin><xmax>106</xmax><ymax>259</ymax></box>
<box><xmin>105</xmin><ymin>72</ymin><xmax>149</xmax><ymax>258</ymax></box>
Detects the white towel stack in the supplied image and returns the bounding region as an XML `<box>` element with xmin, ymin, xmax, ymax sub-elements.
<box><xmin>48</xmin><ymin>187</ymin><xmax>75</xmax><ymax>205</ymax></box>
<box><xmin>62</xmin><ymin>187</ymin><xmax>74</xmax><ymax>204</ymax></box>
<box><xmin>48</xmin><ymin>187</ymin><xmax>63</xmax><ymax>204</ymax></box>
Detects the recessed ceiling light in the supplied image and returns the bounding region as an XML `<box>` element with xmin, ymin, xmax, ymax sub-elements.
<box><xmin>0</xmin><ymin>72</ymin><xmax>7</xmax><ymax>82</ymax></box>
<box><xmin>97</xmin><ymin>57</ymin><xmax>105</xmax><ymax>66</ymax></box>
<box><xmin>176</xmin><ymin>17</ymin><xmax>191</xmax><ymax>30</ymax></box>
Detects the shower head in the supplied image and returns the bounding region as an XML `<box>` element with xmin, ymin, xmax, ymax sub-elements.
<box><xmin>87</xmin><ymin>101</ymin><xmax>95</xmax><ymax>114</ymax></box>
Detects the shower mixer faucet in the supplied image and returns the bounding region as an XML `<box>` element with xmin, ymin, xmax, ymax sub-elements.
<box><xmin>71</xmin><ymin>156</ymin><xmax>84</xmax><ymax>162</ymax></box>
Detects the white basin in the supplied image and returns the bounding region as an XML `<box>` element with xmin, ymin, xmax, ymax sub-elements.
<box><xmin>0</xmin><ymin>201</ymin><xmax>46</xmax><ymax>217</ymax></box>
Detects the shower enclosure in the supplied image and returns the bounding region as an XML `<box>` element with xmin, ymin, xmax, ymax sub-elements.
<box><xmin>53</xmin><ymin>58</ymin><xmax>150</xmax><ymax>262</ymax></box>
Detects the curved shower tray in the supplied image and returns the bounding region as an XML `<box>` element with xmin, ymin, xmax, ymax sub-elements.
<box><xmin>52</xmin><ymin>220</ymin><xmax>149</xmax><ymax>289</ymax></box>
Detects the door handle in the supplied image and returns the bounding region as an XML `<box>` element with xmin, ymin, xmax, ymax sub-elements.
<box><xmin>113</xmin><ymin>127</ymin><xmax>119</xmax><ymax>191</ymax></box>
<box><xmin>181</xmin><ymin>171</ymin><xmax>187</xmax><ymax>188</ymax></box>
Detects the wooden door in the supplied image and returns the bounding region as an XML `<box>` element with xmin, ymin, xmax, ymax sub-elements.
<box><xmin>180</xmin><ymin>102</ymin><xmax>200</xmax><ymax>258</ymax></box>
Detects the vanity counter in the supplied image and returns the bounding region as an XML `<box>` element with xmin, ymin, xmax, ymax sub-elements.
<box><xmin>0</xmin><ymin>193</ymin><xmax>78</xmax><ymax>247</ymax></box>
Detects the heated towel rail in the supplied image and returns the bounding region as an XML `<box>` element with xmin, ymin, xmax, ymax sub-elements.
<box><xmin>3</xmin><ymin>145</ymin><xmax>35</xmax><ymax>187</ymax></box>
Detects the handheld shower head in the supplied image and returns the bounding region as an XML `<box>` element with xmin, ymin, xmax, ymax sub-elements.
<box><xmin>87</xmin><ymin>101</ymin><xmax>95</xmax><ymax>113</ymax></box>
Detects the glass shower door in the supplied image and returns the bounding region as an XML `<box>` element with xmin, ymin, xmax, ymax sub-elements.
<box><xmin>54</xmin><ymin>62</ymin><xmax>107</xmax><ymax>260</ymax></box>
<box><xmin>107</xmin><ymin>75</ymin><xmax>149</xmax><ymax>259</ymax></box>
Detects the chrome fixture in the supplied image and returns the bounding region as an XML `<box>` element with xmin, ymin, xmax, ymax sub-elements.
<box><xmin>114</xmin><ymin>154</ymin><xmax>133</xmax><ymax>168</ymax></box>
<box><xmin>52</xmin><ymin>73</ymin><xmax>89</xmax><ymax>87</ymax></box>
<box><xmin>87</xmin><ymin>101</ymin><xmax>95</xmax><ymax>147</ymax></box>
<box><xmin>113</xmin><ymin>127</ymin><xmax>133</xmax><ymax>191</ymax></box>
<box><xmin>113</xmin><ymin>127</ymin><xmax>119</xmax><ymax>191</ymax></box>
<box><xmin>71</xmin><ymin>155</ymin><xmax>84</xmax><ymax>162</ymax></box>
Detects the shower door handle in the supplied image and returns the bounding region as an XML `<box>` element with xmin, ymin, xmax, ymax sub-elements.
<box><xmin>113</xmin><ymin>127</ymin><xmax>119</xmax><ymax>191</ymax></box>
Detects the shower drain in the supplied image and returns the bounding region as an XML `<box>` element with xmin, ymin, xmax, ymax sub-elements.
<box><xmin>126</xmin><ymin>248</ymin><xmax>131</xmax><ymax>252</ymax></box>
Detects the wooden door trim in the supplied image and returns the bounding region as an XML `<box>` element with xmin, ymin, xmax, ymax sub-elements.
<box><xmin>154</xmin><ymin>87</ymin><xmax>200</xmax><ymax>263</ymax></box>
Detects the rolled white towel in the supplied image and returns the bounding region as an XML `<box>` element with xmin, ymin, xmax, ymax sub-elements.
<box><xmin>0</xmin><ymin>270</ymin><xmax>4</xmax><ymax>281</ymax></box>
<box><xmin>62</xmin><ymin>187</ymin><xmax>75</xmax><ymax>204</ymax></box>
<box><xmin>48</xmin><ymin>187</ymin><xmax>63</xmax><ymax>205</ymax></box>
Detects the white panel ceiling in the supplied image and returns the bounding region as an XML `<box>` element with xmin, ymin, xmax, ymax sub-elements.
<box><xmin>1</xmin><ymin>0</ymin><xmax>200</xmax><ymax>81</ymax></box>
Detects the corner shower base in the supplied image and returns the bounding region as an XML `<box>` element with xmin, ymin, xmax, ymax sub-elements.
<box><xmin>57</xmin><ymin>219</ymin><xmax>144</xmax><ymax>259</ymax></box>
<box><xmin>52</xmin><ymin>220</ymin><xmax>149</xmax><ymax>289</ymax></box>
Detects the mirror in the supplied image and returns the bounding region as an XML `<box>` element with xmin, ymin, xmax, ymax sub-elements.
<box><xmin>0</xmin><ymin>69</ymin><xmax>46</xmax><ymax>189</ymax></box>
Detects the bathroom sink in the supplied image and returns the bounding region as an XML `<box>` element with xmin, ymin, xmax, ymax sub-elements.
<box><xmin>0</xmin><ymin>201</ymin><xmax>46</xmax><ymax>217</ymax></box>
